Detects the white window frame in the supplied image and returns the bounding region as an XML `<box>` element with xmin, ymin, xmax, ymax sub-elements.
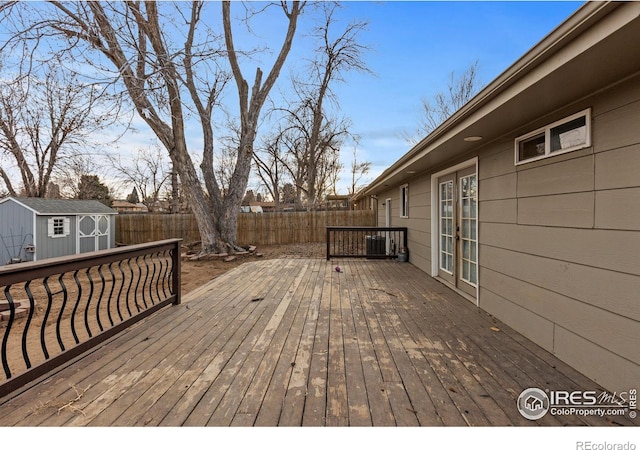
<box><xmin>48</xmin><ymin>217</ymin><xmax>70</xmax><ymax>238</ymax></box>
<box><xmin>400</xmin><ymin>184</ymin><xmax>409</xmax><ymax>218</ymax></box>
<box><xmin>515</xmin><ymin>108</ymin><xmax>591</xmax><ymax>165</ymax></box>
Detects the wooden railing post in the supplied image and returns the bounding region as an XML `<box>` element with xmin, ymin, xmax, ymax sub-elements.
<box><xmin>172</xmin><ymin>240</ymin><xmax>181</xmax><ymax>305</ymax></box>
<box><xmin>326</xmin><ymin>227</ymin><xmax>331</xmax><ymax>260</ymax></box>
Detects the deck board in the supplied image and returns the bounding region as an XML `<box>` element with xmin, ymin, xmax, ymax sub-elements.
<box><xmin>0</xmin><ymin>258</ymin><xmax>634</xmax><ymax>427</ymax></box>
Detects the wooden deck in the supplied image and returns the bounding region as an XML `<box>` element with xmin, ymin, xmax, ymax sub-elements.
<box><xmin>0</xmin><ymin>259</ymin><xmax>631</xmax><ymax>426</ymax></box>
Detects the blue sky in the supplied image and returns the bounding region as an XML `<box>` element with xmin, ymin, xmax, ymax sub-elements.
<box><xmin>0</xmin><ymin>1</ymin><xmax>585</xmax><ymax>197</ymax></box>
<box><xmin>319</xmin><ymin>1</ymin><xmax>584</xmax><ymax>190</ymax></box>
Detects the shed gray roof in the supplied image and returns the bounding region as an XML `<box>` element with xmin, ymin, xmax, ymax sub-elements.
<box><xmin>3</xmin><ymin>197</ymin><xmax>117</xmax><ymax>215</ymax></box>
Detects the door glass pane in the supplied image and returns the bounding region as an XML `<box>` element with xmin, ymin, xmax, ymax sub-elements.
<box><xmin>439</xmin><ymin>180</ymin><xmax>454</xmax><ymax>273</ymax></box>
<box><xmin>470</xmin><ymin>263</ymin><xmax>477</xmax><ymax>284</ymax></box>
<box><xmin>459</xmin><ymin>174</ymin><xmax>478</xmax><ymax>286</ymax></box>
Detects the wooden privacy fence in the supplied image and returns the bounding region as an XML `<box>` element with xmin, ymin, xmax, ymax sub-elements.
<box><xmin>115</xmin><ymin>210</ymin><xmax>376</xmax><ymax>246</ymax></box>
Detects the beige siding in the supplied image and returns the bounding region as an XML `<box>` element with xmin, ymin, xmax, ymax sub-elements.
<box><xmin>371</xmin><ymin>74</ymin><xmax>640</xmax><ymax>393</ymax></box>
<box><xmin>517</xmin><ymin>192</ymin><xmax>594</xmax><ymax>228</ymax></box>
<box><xmin>478</xmin><ymin>172</ymin><xmax>517</xmax><ymax>201</ymax></box>
<box><xmin>477</xmin><ymin>140</ymin><xmax>514</xmax><ymax>179</ymax></box>
<box><xmin>481</xmin><ymin>222</ymin><xmax>640</xmax><ymax>275</ymax></box>
<box><xmin>594</xmin><ymin>144</ymin><xmax>640</xmax><ymax>190</ymax></box>
<box><xmin>473</xmin><ymin>74</ymin><xmax>640</xmax><ymax>393</ymax></box>
<box><xmin>479</xmin><ymin>199</ymin><xmax>517</xmax><ymax>224</ymax></box>
<box><xmin>376</xmin><ymin>177</ymin><xmax>433</xmax><ymax>274</ymax></box>
<box><xmin>595</xmin><ymin>188</ymin><xmax>640</xmax><ymax>230</ymax></box>
<box><xmin>405</xmin><ymin>177</ymin><xmax>431</xmax><ymax>274</ymax></box>
<box><xmin>480</xmin><ymin>245</ymin><xmax>640</xmax><ymax>321</ymax></box>
<box><xmin>479</xmin><ymin>286</ymin><xmax>556</xmax><ymax>352</ymax></box>
<box><xmin>480</xmin><ymin>265</ymin><xmax>639</xmax><ymax>363</ymax></box>
<box><xmin>516</xmin><ymin>155</ymin><xmax>594</xmax><ymax>197</ymax></box>
<box><xmin>554</xmin><ymin>327</ymin><xmax>640</xmax><ymax>393</ymax></box>
<box><xmin>593</xmin><ymin>98</ymin><xmax>640</xmax><ymax>153</ymax></box>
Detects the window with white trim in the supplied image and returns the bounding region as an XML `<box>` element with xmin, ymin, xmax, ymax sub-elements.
<box><xmin>515</xmin><ymin>108</ymin><xmax>591</xmax><ymax>165</ymax></box>
<box><xmin>400</xmin><ymin>184</ymin><xmax>409</xmax><ymax>218</ymax></box>
<box><xmin>48</xmin><ymin>217</ymin><xmax>70</xmax><ymax>238</ymax></box>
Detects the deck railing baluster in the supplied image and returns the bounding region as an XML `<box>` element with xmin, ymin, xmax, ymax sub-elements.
<box><xmin>143</xmin><ymin>254</ymin><xmax>151</xmax><ymax>307</ymax></box>
<box><xmin>106</xmin><ymin>262</ymin><xmax>116</xmax><ymax>327</ymax></box>
<box><xmin>158</xmin><ymin>252</ymin><xmax>168</xmax><ymax>299</ymax></box>
<box><xmin>133</xmin><ymin>256</ymin><xmax>143</xmax><ymax>312</ymax></box>
<box><xmin>41</xmin><ymin>277</ymin><xmax>53</xmax><ymax>359</ymax></box>
<box><xmin>125</xmin><ymin>259</ymin><xmax>135</xmax><ymax>316</ymax></box>
<box><xmin>56</xmin><ymin>274</ymin><xmax>67</xmax><ymax>352</ymax></box>
<box><xmin>71</xmin><ymin>270</ymin><xmax>82</xmax><ymax>344</ymax></box>
<box><xmin>1</xmin><ymin>287</ymin><xmax>14</xmax><ymax>378</ymax></box>
<box><xmin>96</xmin><ymin>265</ymin><xmax>106</xmax><ymax>332</ymax></box>
<box><xmin>116</xmin><ymin>261</ymin><xmax>125</xmax><ymax>322</ymax></box>
<box><xmin>85</xmin><ymin>268</ymin><xmax>94</xmax><ymax>338</ymax></box>
<box><xmin>22</xmin><ymin>281</ymin><xmax>35</xmax><ymax>369</ymax></box>
<box><xmin>153</xmin><ymin>252</ymin><xmax>161</xmax><ymax>304</ymax></box>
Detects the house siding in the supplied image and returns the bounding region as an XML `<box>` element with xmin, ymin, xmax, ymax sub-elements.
<box><xmin>0</xmin><ymin>200</ymin><xmax>34</xmax><ymax>265</ymax></box>
<box><xmin>372</xmin><ymin>73</ymin><xmax>640</xmax><ymax>392</ymax></box>
<box><xmin>376</xmin><ymin>176</ymin><xmax>432</xmax><ymax>274</ymax></box>
<box><xmin>476</xmin><ymin>73</ymin><xmax>640</xmax><ymax>392</ymax></box>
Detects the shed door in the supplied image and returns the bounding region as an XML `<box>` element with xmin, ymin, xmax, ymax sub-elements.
<box><xmin>437</xmin><ymin>167</ymin><xmax>477</xmax><ymax>299</ymax></box>
<box><xmin>78</xmin><ymin>215</ymin><xmax>110</xmax><ymax>253</ymax></box>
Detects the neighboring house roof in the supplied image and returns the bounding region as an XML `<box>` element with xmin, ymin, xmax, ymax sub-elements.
<box><xmin>362</xmin><ymin>1</ymin><xmax>640</xmax><ymax>196</ymax></box>
<box><xmin>249</xmin><ymin>201</ymin><xmax>275</xmax><ymax>209</ymax></box>
<box><xmin>0</xmin><ymin>197</ymin><xmax>117</xmax><ymax>215</ymax></box>
<box><xmin>112</xmin><ymin>200</ymin><xmax>146</xmax><ymax>211</ymax></box>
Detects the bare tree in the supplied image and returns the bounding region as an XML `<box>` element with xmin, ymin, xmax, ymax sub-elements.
<box><xmin>3</xmin><ymin>1</ymin><xmax>304</xmax><ymax>254</ymax></box>
<box><xmin>52</xmin><ymin>151</ymin><xmax>100</xmax><ymax>199</ymax></box>
<box><xmin>254</xmin><ymin>130</ymin><xmax>289</xmax><ymax>210</ymax></box>
<box><xmin>294</xmin><ymin>3</ymin><xmax>370</xmax><ymax>208</ymax></box>
<box><xmin>348</xmin><ymin>146</ymin><xmax>371</xmax><ymax>195</ymax></box>
<box><xmin>0</xmin><ymin>64</ymin><xmax>113</xmax><ymax>197</ymax></box>
<box><xmin>255</xmin><ymin>4</ymin><xmax>370</xmax><ymax>210</ymax></box>
<box><xmin>408</xmin><ymin>60</ymin><xmax>481</xmax><ymax>144</ymax></box>
<box><xmin>107</xmin><ymin>145</ymin><xmax>171</xmax><ymax>212</ymax></box>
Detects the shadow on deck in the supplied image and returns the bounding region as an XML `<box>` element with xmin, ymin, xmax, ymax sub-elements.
<box><xmin>0</xmin><ymin>259</ymin><xmax>634</xmax><ymax>426</ymax></box>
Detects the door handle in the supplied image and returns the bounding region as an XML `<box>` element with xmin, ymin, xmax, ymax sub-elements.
<box><xmin>456</xmin><ymin>225</ymin><xmax>460</xmax><ymax>241</ymax></box>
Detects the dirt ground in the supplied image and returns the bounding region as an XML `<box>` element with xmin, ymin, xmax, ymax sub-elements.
<box><xmin>180</xmin><ymin>243</ymin><xmax>326</xmax><ymax>295</ymax></box>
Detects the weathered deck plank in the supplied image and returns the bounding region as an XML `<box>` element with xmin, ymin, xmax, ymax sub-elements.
<box><xmin>0</xmin><ymin>259</ymin><xmax>634</xmax><ymax>427</ymax></box>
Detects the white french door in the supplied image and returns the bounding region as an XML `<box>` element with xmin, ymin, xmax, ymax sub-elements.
<box><xmin>437</xmin><ymin>166</ymin><xmax>478</xmax><ymax>299</ymax></box>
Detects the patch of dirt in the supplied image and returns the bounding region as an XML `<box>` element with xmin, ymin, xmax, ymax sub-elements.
<box><xmin>180</xmin><ymin>243</ymin><xmax>325</xmax><ymax>295</ymax></box>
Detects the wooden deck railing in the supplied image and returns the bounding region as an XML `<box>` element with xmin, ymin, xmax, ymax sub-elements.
<box><xmin>326</xmin><ymin>227</ymin><xmax>408</xmax><ymax>260</ymax></box>
<box><xmin>0</xmin><ymin>239</ymin><xmax>181</xmax><ymax>398</ymax></box>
